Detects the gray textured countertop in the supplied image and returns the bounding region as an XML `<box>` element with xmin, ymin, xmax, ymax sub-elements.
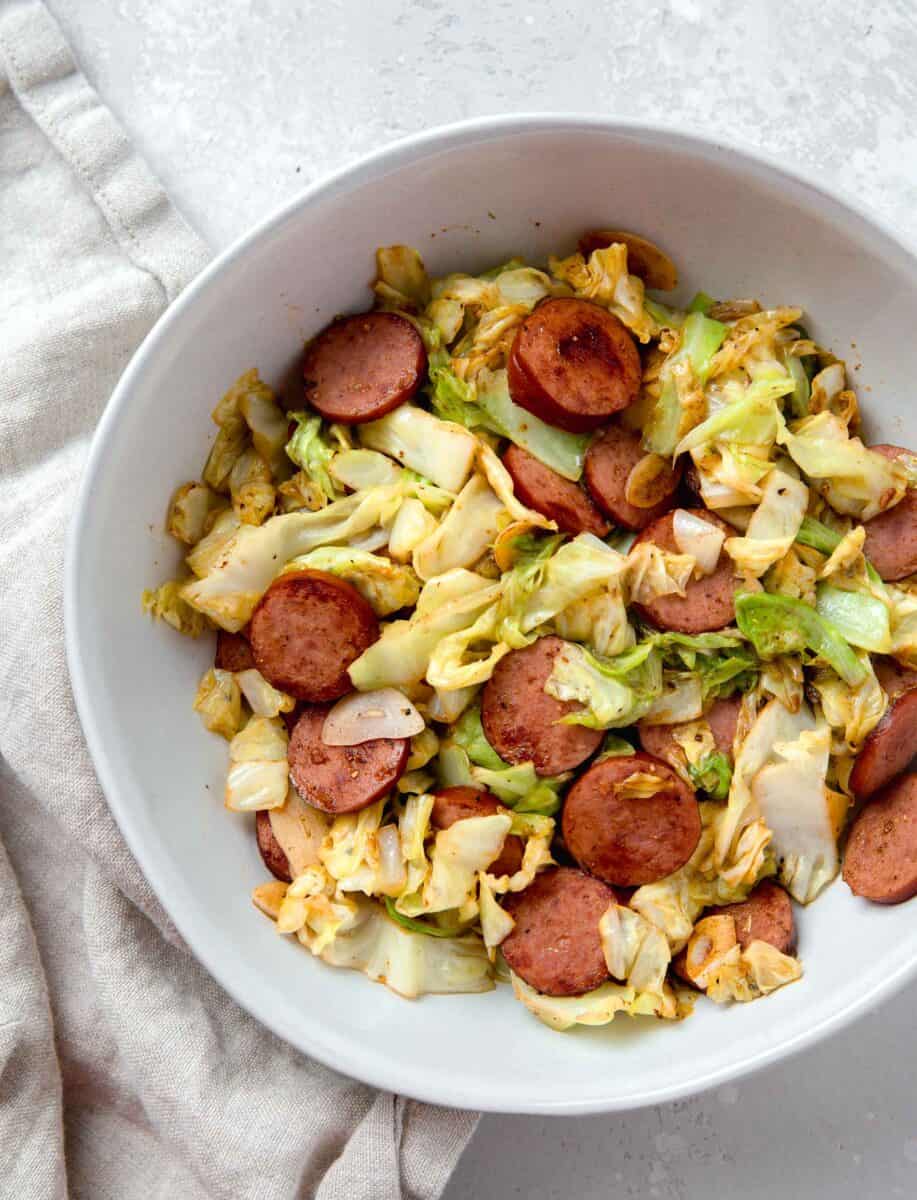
<box><xmin>47</xmin><ymin>2</ymin><xmax>917</xmax><ymax>1195</ymax></box>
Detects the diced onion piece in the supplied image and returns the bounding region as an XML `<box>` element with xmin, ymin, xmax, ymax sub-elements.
<box><xmin>322</xmin><ymin>688</ymin><xmax>426</xmax><ymax>745</ymax></box>
<box><xmin>672</xmin><ymin>509</ymin><xmax>725</xmax><ymax>576</ymax></box>
<box><xmin>376</xmin><ymin>824</ymin><xmax>407</xmax><ymax>895</ymax></box>
<box><xmin>624</xmin><ymin>453</ymin><xmax>676</xmax><ymax>510</ymax></box>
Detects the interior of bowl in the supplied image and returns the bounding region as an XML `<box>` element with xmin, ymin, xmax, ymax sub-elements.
<box><xmin>66</xmin><ymin>119</ymin><xmax>917</xmax><ymax>1114</ymax></box>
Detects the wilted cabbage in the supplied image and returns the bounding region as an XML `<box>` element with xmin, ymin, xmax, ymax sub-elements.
<box><xmin>724</xmin><ymin>468</ymin><xmax>808</xmax><ymax>577</ymax></box>
<box><xmin>412</xmin><ymin>473</ymin><xmax>504</xmax><ymax>580</ymax></box>
<box><xmin>285</xmin><ymin>547</ymin><xmax>420</xmax><ymax>616</ymax></box>
<box><xmin>548</xmin><ymin>244</ymin><xmax>656</xmax><ymax>343</ymax></box>
<box><xmin>511</xmin><ymin>974</ymin><xmax>680</xmax><ymax>1031</ymax></box>
<box><xmin>599</xmin><ymin>904</ymin><xmax>670</xmax><ymax>996</ymax></box>
<box><xmin>360</xmin><ymin>404</ymin><xmax>477</xmax><ymax>493</ymax></box>
<box><xmin>373</xmin><ymin>244</ymin><xmax>431</xmax><ymax>310</ymax></box>
<box><xmin>193</xmin><ymin>668</ymin><xmax>243</xmax><ymax>739</ymax></box>
<box><xmin>142</xmin><ymin>579</ymin><xmax>210</xmax><ymax>638</ymax></box>
<box><xmin>545</xmin><ymin>641</ymin><xmax>662</xmax><ymax>729</ymax></box>
<box><xmin>224</xmin><ymin>716</ymin><xmax>289</xmax><ymax>811</ymax></box>
<box><xmin>235</xmin><ymin>669</ymin><xmax>295</xmax><ymax>718</ymax></box>
<box><xmin>167</xmin><ymin>482</ymin><xmax>225</xmax><ymax>546</ymax></box>
<box><xmin>422</xmin><ymin>814</ymin><xmax>512</xmax><ymax>913</ymax></box>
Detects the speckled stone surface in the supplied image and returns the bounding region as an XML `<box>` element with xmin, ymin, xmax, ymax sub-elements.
<box><xmin>45</xmin><ymin>1</ymin><xmax>917</xmax><ymax>1196</ymax></box>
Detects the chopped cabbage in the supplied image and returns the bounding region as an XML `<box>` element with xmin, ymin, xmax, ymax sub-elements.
<box><xmin>511</xmin><ymin>974</ymin><xmax>680</xmax><ymax>1030</ymax></box>
<box><xmin>625</xmin><ymin>542</ymin><xmax>695</xmax><ymax>605</ymax></box>
<box><xmin>374</xmin><ymin>244</ymin><xmax>431</xmax><ymax>309</ymax></box>
<box><xmin>387</xmin><ymin>497</ymin><xmax>438</xmax><ymax>562</ymax></box>
<box><xmin>680</xmin><ymin>915</ymin><xmax>802</xmax><ymax>1002</ymax></box>
<box><xmin>284</xmin><ymin>547</ymin><xmax>420</xmax><ymax>616</ymax></box>
<box><xmin>735</xmin><ymin>592</ymin><xmax>866</xmax><ymax>687</ymax></box>
<box><xmin>888</xmin><ymin>584</ymin><xmax>917</xmax><ymax>668</ymax></box>
<box><xmin>423</xmin><ymin>814</ymin><xmax>512</xmax><ymax>913</ymax></box>
<box><xmin>412</xmin><ymin>473</ymin><xmax>504</xmax><ymax>580</ymax></box>
<box><xmin>317</xmin><ymin>899</ymin><xmax>493</xmax><ymax>998</ymax></box>
<box><xmin>142</xmin><ymin>579</ymin><xmax>210</xmax><ymax>638</ymax></box>
<box><xmin>724</xmin><ymin>468</ymin><xmax>809</xmax><ymax>577</ymax></box>
<box><xmin>229</xmin><ymin>447</ymin><xmax>275</xmax><ymax>526</ymax></box>
<box><xmin>778</xmin><ymin>411</ymin><xmax>907</xmax><ymax>521</ymax></box>
<box><xmin>329</xmin><ymin>447</ymin><xmax>400</xmax><ymax>491</ymax></box>
<box><xmin>477</xmin><ymin>442</ymin><xmax>557</xmax><ymax>530</ymax></box>
<box><xmin>360</xmin><ymin>405</ymin><xmax>477</xmax><ymax>493</ymax></box>
<box><xmin>285</xmin><ymin>413</ymin><xmax>343</xmax><ymax>506</ymax></box>
<box><xmin>224</xmin><ymin>716</ymin><xmax>289</xmax><ymax>811</ymax></box>
<box><xmin>548</xmin><ymin>244</ymin><xmax>656</xmax><ymax>343</ymax></box>
<box><xmin>474</xmin><ymin>367</ymin><xmax>590</xmax><ymax>481</ymax></box>
<box><xmin>599</xmin><ymin>904</ymin><xmax>671</xmax><ymax>996</ymax></box>
<box><xmin>193</xmin><ymin>668</ymin><xmax>243</xmax><ymax>739</ymax></box>
<box><xmin>814</xmin><ymin>583</ymin><xmax>891</xmax><ymax>654</ymax></box>
<box><xmin>235</xmin><ymin>668</ymin><xmax>295</xmax><ymax>718</ymax></box>
<box><xmin>478</xmin><ymin>875</ymin><xmax>515</xmax><ymax>958</ymax></box>
<box><xmin>545</xmin><ymin>641</ymin><xmax>662</xmax><ymax>729</ymax></box>
<box><xmin>810</xmin><ymin>656</ymin><xmax>887</xmax><ymax>751</ymax></box>
<box><xmin>644</xmin><ymin>311</ymin><xmax>728</xmax><ymax>454</ymax></box>
<box><xmin>639</xmin><ymin>674</ymin><xmax>704</xmax><ymax>725</ymax></box>
<box><xmin>167</xmin><ymin>482</ymin><xmax>225</xmax><ymax>546</ymax></box>
<box><xmin>185</xmin><ymin>508</ymin><xmax>240</xmax><ymax>578</ymax></box>
<box><xmin>674</xmin><ymin>375</ymin><xmax>790</xmax><ymax>458</ymax></box>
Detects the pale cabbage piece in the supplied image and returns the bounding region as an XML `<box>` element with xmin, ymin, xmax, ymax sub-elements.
<box><xmin>182</xmin><ymin>482</ymin><xmax>415</xmax><ymax>630</ymax></box>
<box><xmin>428</xmin><ymin>298</ymin><xmax>464</xmax><ymax>342</ymax></box>
<box><xmin>751</xmin><ymin>723</ymin><xmax>838</xmax><ymax>903</ymax></box>
<box><xmin>422</xmin><ymin>814</ymin><xmax>513</xmax><ymax>914</ymax></box>
<box><xmin>671</xmin><ymin>720</ymin><xmax>717</xmax><ymax>768</ymax></box>
<box><xmin>276</xmin><ymin>470</ymin><xmax>327</xmax><ymax>513</ymax></box>
<box><xmin>387</xmin><ymin>497</ymin><xmax>438</xmax><ymax>562</ymax></box>
<box><xmin>268</xmin><ymin>789</ymin><xmax>329</xmax><ymax>878</ymax></box>
<box><xmin>674</xmin><ymin>375</ymin><xmax>790</xmax><ymax>460</ymax></box>
<box><xmin>494</xmin><ymin>266</ymin><xmax>559</xmax><ymax>309</ymax></box>
<box><xmin>359</xmin><ymin>405</ymin><xmax>477</xmax><ymax>493</ymax></box>
<box><xmin>251</xmin><ymin>881</ymin><xmax>287</xmax><ymax>921</ymax></box>
<box><xmin>203</xmin><ymin>410</ymin><xmax>249</xmax><ymax>493</ymax></box>
<box><xmin>193</xmin><ymin>668</ymin><xmax>243</xmax><ymax>739</ymax></box>
<box><xmin>818</xmin><ymin>525</ymin><xmax>866</xmax><ymax>578</ymax></box>
<box><xmin>239</xmin><ymin>383</ymin><xmax>289</xmax><ymax>477</ymax></box>
<box><xmin>724</xmin><ymin>468</ymin><xmax>809</xmax><ymax>577</ymax></box>
<box><xmin>613</xmin><ymin>771</ymin><xmax>670</xmax><ymax>801</ymax></box>
<box><xmin>320</xmin><ymin>799</ymin><xmax>385</xmax><ymax>889</ymax></box>
<box><xmin>329</xmin><ymin>448</ymin><xmax>402</xmax><ymax>491</ymax></box>
<box><xmin>511</xmin><ymin>974</ymin><xmax>680</xmax><ymax>1031</ymax></box>
<box><xmin>426</xmin><ymin>602</ymin><xmax>510</xmax><ymax>691</ymax></box>
<box><xmin>706</xmin><ymin>307</ymin><xmax>802</xmax><ymax>380</ymax></box>
<box><xmin>283</xmin><ymin>547</ymin><xmax>420</xmax><ymax>617</ymax></box>
<box><xmin>453</xmin><ymin>304</ymin><xmax>528</xmax><ymax>379</ymax></box>
<box><xmin>412</xmin><ymin>473</ymin><xmax>505</xmax><ymax>581</ymax></box>
<box><xmin>224</xmin><ymin>716</ymin><xmax>289</xmax><ymax>812</ymax></box>
<box><xmin>432</xmin><ymin>272</ymin><xmax>500</xmax><ymax>312</ymax></box>
<box><xmin>765</xmin><ymin>546</ymin><xmax>818</xmax><ymax>607</ymax></box>
<box><xmin>142</xmin><ymin>579</ymin><xmax>210</xmax><ymax>638</ymax></box>
<box><xmin>235</xmin><ymin>669</ymin><xmax>295</xmax><ymax>718</ymax></box>
<box><xmin>693</xmin><ymin>445</ymin><xmax>771</xmax><ymax>509</ymax></box>
<box><xmin>522</xmin><ymin>535</ymin><xmax>628</xmax><ymax>631</ymax></box>
<box><xmin>478</xmin><ymin>874</ymin><xmax>515</xmax><ymax>959</ymax></box>
<box><xmin>625</xmin><ymin>542</ymin><xmax>695</xmax><ymax>605</ymax></box>
<box><xmin>185</xmin><ymin>508</ymin><xmax>241</xmax><ymax>578</ymax></box>
<box><xmin>397</xmin><ymin>792</ymin><xmax>434</xmax><ymax>901</ymax></box>
<box><xmin>349</xmin><ymin>573</ymin><xmax>500</xmax><ymax>691</ymax></box>
<box><xmin>315</xmin><ymin>898</ymin><xmax>494</xmax><ymax>999</ymax></box>
<box><xmin>483</xmin><ymin>830</ymin><xmax>554</xmax><ymax>895</ymax></box>
<box><xmin>545</xmin><ymin>642</ymin><xmax>650</xmax><ymax>729</ymax></box>
<box><xmin>373</xmin><ymin>244</ymin><xmax>431</xmax><ymax>309</ymax></box>
<box><xmin>599</xmin><ymin>904</ymin><xmax>671</xmax><ymax>996</ymax></box>
<box><xmin>277</xmin><ymin>865</ymin><xmax>336</xmax><ymax>935</ymax></box>
<box><xmin>757</xmin><ymin>656</ymin><xmax>805</xmax><ymax>714</ymax></box>
<box><xmin>425</xmin><ymin>684</ymin><xmax>480</xmax><ymax>724</ymax></box>
<box><xmin>167</xmin><ymin>482</ymin><xmax>226</xmax><ymax>546</ymax></box>
<box><xmin>407</xmin><ymin>728</ymin><xmax>439</xmax><ymax>771</ymax></box>
<box><xmin>639</xmin><ymin>675</ymin><xmax>703</xmax><ymax>725</ymax></box>
<box><xmin>778</xmin><ymin>411</ymin><xmax>907</xmax><ymax>521</ymax></box>
<box><xmin>553</xmin><ymin>590</ymin><xmax>635</xmax><ymax>658</ymax></box>
<box><xmin>811</xmin><ymin>656</ymin><xmax>887</xmax><ymax>751</ymax></box>
<box><xmin>888</xmin><ymin>583</ymin><xmax>917</xmax><ymax>668</ymax></box>
<box><xmin>548</xmin><ymin>245</ymin><xmax>656</xmax><ymax>343</ymax></box>
<box><xmin>714</xmin><ymin>699</ymin><xmax>815</xmax><ymax>873</ymax></box>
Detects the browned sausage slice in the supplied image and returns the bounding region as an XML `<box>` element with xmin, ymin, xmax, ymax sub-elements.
<box><xmin>302</xmin><ymin>311</ymin><xmax>427</xmax><ymax>424</ymax></box>
<box><xmin>709</xmin><ymin>880</ymin><xmax>796</xmax><ymax>953</ymax></box>
<box><xmin>862</xmin><ymin>445</ymin><xmax>917</xmax><ymax>582</ymax></box>
<box><xmin>849</xmin><ymin>667</ymin><xmax>917</xmax><ymax>800</ymax></box>
<box><xmin>501</xmin><ymin>866</ymin><xmax>616</xmax><ymax>996</ymax></box>
<box><xmin>431</xmin><ymin>786</ymin><xmax>524</xmax><ymax>876</ymax></box>
<box><xmin>508</xmin><ymin>298</ymin><xmax>642</xmax><ymax>433</ymax></box>
<box><xmin>638</xmin><ymin>695</ymin><xmax>742</xmax><ymax>769</ymax></box>
<box><xmin>562</xmin><ymin>752</ymin><xmax>701</xmax><ymax>886</ymax></box>
<box><xmin>255</xmin><ymin>810</ymin><xmax>292</xmax><ymax>882</ymax></box>
<box><xmin>503</xmin><ymin>444</ymin><xmax>610</xmax><ymax>537</ymax></box>
<box><xmin>584</xmin><ymin>424</ymin><xmax>683</xmax><ymax>530</ymax></box>
<box><xmin>215</xmin><ymin>629</ymin><xmax>255</xmax><ymax>673</ymax></box>
<box><xmin>843</xmin><ymin>773</ymin><xmax>917</xmax><ymax>904</ymax></box>
<box><xmin>250</xmin><ymin>570</ymin><xmax>379</xmax><ymax>702</ymax></box>
<box><xmin>632</xmin><ymin>509</ymin><xmax>739</xmax><ymax>633</ymax></box>
<box><xmin>287</xmin><ymin>704</ymin><xmax>409</xmax><ymax>814</ymax></box>
<box><xmin>481</xmin><ymin>635</ymin><xmax>603</xmax><ymax>776</ymax></box>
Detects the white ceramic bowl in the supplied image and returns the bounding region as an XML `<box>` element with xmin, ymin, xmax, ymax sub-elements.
<box><xmin>65</xmin><ymin>117</ymin><xmax>917</xmax><ymax>1114</ymax></box>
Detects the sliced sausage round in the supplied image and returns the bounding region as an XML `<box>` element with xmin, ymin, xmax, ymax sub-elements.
<box><xmin>849</xmin><ymin>670</ymin><xmax>917</xmax><ymax>800</ymax></box>
<box><xmin>638</xmin><ymin>695</ymin><xmax>742</xmax><ymax>769</ymax></box>
<box><xmin>632</xmin><ymin>509</ymin><xmax>739</xmax><ymax>633</ymax></box>
<box><xmin>501</xmin><ymin>866</ymin><xmax>616</xmax><ymax>996</ymax></box>
<box><xmin>843</xmin><ymin>773</ymin><xmax>917</xmax><ymax>904</ymax></box>
<box><xmin>710</xmin><ymin>880</ymin><xmax>796</xmax><ymax>953</ymax></box>
<box><xmin>287</xmin><ymin>704</ymin><xmax>409</xmax><ymax>814</ymax></box>
<box><xmin>431</xmin><ymin>786</ymin><xmax>524</xmax><ymax>876</ymax></box>
<box><xmin>481</xmin><ymin>635</ymin><xmax>603</xmax><ymax>776</ymax></box>
<box><xmin>584</xmin><ymin>423</ymin><xmax>682</xmax><ymax>530</ymax></box>
<box><xmin>562</xmin><ymin>752</ymin><xmax>701</xmax><ymax>886</ymax></box>
<box><xmin>507</xmin><ymin>298</ymin><xmax>642</xmax><ymax>433</ymax></box>
<box><xmin>215</xmin><ymin>629</ymin><xmax>255</xmax><ymax>673</ymax></box>
<box><xmin>250</xmin><ymin>570</ymin><xmax>379</xmax><ymax>702</ymax></box>
<box><xmin>862</xmin><ymin>445</ymin><xmax>917</xmax><ymax>582</ymax></box>
<box><xmin>255</xmin><ymin>810</ymin><xmax>292</xmax><ymax>883</ymax></box>
<box><xmin>302</xmin><ymin>311</ymin><xmax>427</xmax><ymax>424</ymax></box>
<box><xmin>503</xmin><ymin>444</ymin><xmax>610</xmax><ymax>537</ymax></box>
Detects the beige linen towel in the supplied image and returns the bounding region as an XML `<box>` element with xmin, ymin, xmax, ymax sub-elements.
<box><xmin>0</xmin><ymin>2</ymin><xmax>477</xmax><ymax>1195</ymax></box>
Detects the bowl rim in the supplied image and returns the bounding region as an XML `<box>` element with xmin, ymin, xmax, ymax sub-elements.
<box><xmin>64</xmin><ymin>113</ymin><xmax>917</xmax><ymax>1114</ymax></box>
